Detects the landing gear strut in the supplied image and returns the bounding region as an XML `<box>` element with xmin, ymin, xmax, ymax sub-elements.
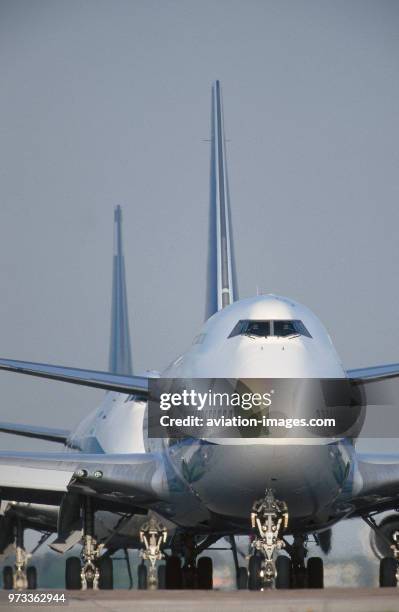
<box><xmin>2</xmin><ymin>519</ymin><xmax>37</xmax><ymax>590</ymax></box>
<box><xmin>14</xmin><ymin>519</ymin><xmax>29</xmax><ymax>590</ymax></box>
<box><xmin>249</xmin><ymin>489</ymin><xmax>288</xmax><ymax>588</ymax></box>
<box><xmin>139</xmin><ymin>517</ymin><xmax>167</xmax><ymax>589</ymax></box>
<box><xmin>64</xmin><ymin>497</ymin><xmax>113</xmax><ymax>590</ymax></box>
<box><xmin>79</xmin><ymin>497</ymin><xmax>102</xmax><ymax>589</ymax></box>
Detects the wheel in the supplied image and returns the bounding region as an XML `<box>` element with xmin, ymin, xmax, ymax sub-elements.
<box><xmin>380</xmin><ymin>557</ymin><xmax>397</xmax><ymax>587</ymax></box>
<box><xmin>0</xmin><ymin>516</ymin><xmax>10</xmax><ymax>554</ymax></box>
<box><xmin>197</xmin><ymin>556</ymin><xmax>213</xmax><ymax>590</ymax></box>
<box><xmin>292</xmin><ymin>564</ymin><xmax>306</xmax><ymax>588</ymax></box>
<box><xmin>157</xmin><ymin>564</ymin><xmax>166</xmax><ymax>589</ymax></box>
<box><xmin>3</xmin><ymin>566</ymin><xmax>13</xmax><ymax>590</ymax></box>
<box><xmin>65</xmin><ymin>557</ymin><xmax>81</xmax><ymax>590</ymax></box>
<box><xmin>182</xmin><ymin>564</ymin><xmax>197</xmax><ymax>589</ymax></box>
<box><xmin>98</xmin><ymin>557</ymin><xmax>113</xmax><ymax>590</ymax></box>
<box><xmin>248</xmin><ymin>555</ymin><xmax>261</xmax><ymax>590</ymax></box>
<box><xmin>165</xmin><ymin>555</ymin><xmax>182</xmax><ymax>589</ymax></box>
<box><xmin>27</xmin><ymin>566</ymin><xmax>37</xmax><ymax>590</ymax></box>
<box><xmin>138</xmin><ymin>563</ymin><xmax>148</xmax><ymax>589</ymax></box>
<box><xmin>307</xmin><ymin>556</ymin><xmax>324</xmax><ymax>588</ymax></box>
<box><xmin>275</xmin><ymin>555</ymin><xmax>291</xmax><ymax>589</ymax></box>
<box><xmin>370</xmin><ymin>515</ymin><xmax>399</xmax><ymax>559</ymax></box>
<box><xmin>237</xmin><ymin>566</ymin><xmax>248</xmax><ymax>589</ymax></box>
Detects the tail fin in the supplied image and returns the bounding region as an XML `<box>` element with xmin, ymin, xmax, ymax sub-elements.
<box><xmin>109</xmin><ymin>206</ymin><xmax>133</xmax><ymax>375</ymax></box>
<box><xmin>205</xmin><ymin>80</ymin><xmax>238</xmax><ymax>320</ymax></box>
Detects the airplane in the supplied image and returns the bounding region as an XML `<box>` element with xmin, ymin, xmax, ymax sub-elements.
<box><xmin>0</xmin><ymin>80</ymin><xmax>399</xmax><ymax>591</ymax></box>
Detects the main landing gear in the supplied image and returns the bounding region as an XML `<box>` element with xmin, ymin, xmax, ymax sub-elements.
<box><xmin>138</xmin><ymin>523</ymin><xmax>215</xmax><ymax>589</ymax></box>
<box><xmin>364</xmin><ymin>513</ymin><xmax>399</xmax><ymax>587</ymax></box>
<box><xmin>381</xmin><ymin>531</ymin><xmax>399</xmax><ymax>587</ymax></box>
<box><xmin>247</xmin><ymin>489</ymin><xmax>324</xmax><ymax>590</ymax></box>
<box><xmin>65</xmin><ymin>497</ymin><xmax>113</xmax><ymax>590</ymax></box>
<box><xmin>139</xmin><ymin>517</ymin><xmax>167</xmax><ymax>589</ymax></box>
<box><xmin>2</xmin><ymin>519</ymin><xmax>37</xmax><ymax>590</ymax></box>
<box><xmin>173</xmin><ymin>533</ymin><xmax>214</xmax><ymax>590</ymax></box>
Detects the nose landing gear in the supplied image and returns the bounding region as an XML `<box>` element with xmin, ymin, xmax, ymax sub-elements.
<box><xmin>249</xmin><ymin>489</ymin><xmax>289</xmax><ymax>589</ymax></box>
<box><xmin>248</xmin><ymin>491</ymin><xmax>325</xmax><ymax>590</ymax></box>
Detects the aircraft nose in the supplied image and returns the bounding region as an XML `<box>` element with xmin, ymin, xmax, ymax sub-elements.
<box><xmin>185</xmin><ymin>442</ymin><xmax>344</xmax><ymax>523</ymax></box>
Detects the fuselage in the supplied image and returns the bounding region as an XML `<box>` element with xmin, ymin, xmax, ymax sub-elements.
<box><xmin>66</xmin><ymin>295</ymin><xmax>360</xmax><ymax>536</ymax></box>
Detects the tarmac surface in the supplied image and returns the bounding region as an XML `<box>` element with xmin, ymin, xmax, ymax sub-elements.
<box><xmin>1</xmin><ymin>590</ymin><xmax>399</xmax><ymax>612</ymax></box>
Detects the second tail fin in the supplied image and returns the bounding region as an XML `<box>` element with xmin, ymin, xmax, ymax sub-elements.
<box><xmin>109</xmin><ymin>206</ymin><xmax>133</xmax><ymax>375</ymax></box>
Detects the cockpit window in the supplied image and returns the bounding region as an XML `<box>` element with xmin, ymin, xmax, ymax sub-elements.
<box><xmin>288</xmin><ymin>320</ymin><xmax>312</xmax><ymax>338</ymax></box>
<box><xmin>274</xmin><ymin>320</ymin><xmax>301</xmax><ymax>337</ymax></box>
<box><xmin>229</xmin><ymin>320</ymin><xmax>271</xmax><ymax>338</ymax></box>
<box><xmin>246</xmin><ymin>321</ymin><xmax>271</xmax><ymax>337</ymax></box>
<box><xmin>228</xmin><ymin>319</ymin><xmax>311</xmax><ymax>339</ymax></box>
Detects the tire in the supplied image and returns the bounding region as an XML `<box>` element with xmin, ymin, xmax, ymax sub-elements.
<box><xmin>380</xmin><ymin>557</ymin><xmax>397</xmax><ymax>587</ymax></box>
<box><xmin>165</xmin><ymin>556</ymin><xmax>182</xmax><ymax>589</ymax></box>
<box><xmin>182</xmin><ymin>564</ymin><xmax>197</xmax><ymax>589</ymax></box>
<box><xmin>307</xmin><ymin>556</ymin><xmax>324</xmax><ymax>588</ymax></box>
<box><xmin>157</xmin><ymin>564</ymin><xmax>166</xmax><ymax>589</ymax></box>
<box><xmin>292</xmin><ymin>564</ymin><xmax>306</xmax><ymax>588</ymax></box>
<box><xmin>237</xmin><ymin>566</ymin><xmax>248</xmax><ymax>589</ymax></box>
<box><xmin>276</xmin><ymin>555</ymin><xmax>291</xmax><ymax>589</ymax></box>
<box><xmin>98</xmin><ymin>557</ymin><xmax>113</xmax><ymax>590</ymax></box>
<box><xmin>138</xmin><ymin>563</ymin><xmax>148</xmax><ymax>590</ymax></box>
<box><xmin>27</xmin><ymin>566</ymin><xmax>37</xmax><ymax>590</ymax></box>
<box><xmin>370</xmin><ymin>515</ymin><xmax>399</xmax><ymax>559</ymax></box>
<box><xmin>3</xmin><ymin>566</ymin><xmax>13</xmax><ymax>590</ymax></box>
<box><xmin>248</xmin><ymin>555</ymin><xmax>261</xmax><ymax>591</ymax></box>
<box><xmin>197</xmin><ymin>557</ymin><xmax>213</xmax><ymax>590</ymax></box>
<box><xmin>65</xmin><ymin>557</ymin><xmax>81</xmax><ymax>590</ymax></box>
<box><xmin>0</xmin><ymin>516</ymin><xmax>9</xmax><ymax>554</ymax></box>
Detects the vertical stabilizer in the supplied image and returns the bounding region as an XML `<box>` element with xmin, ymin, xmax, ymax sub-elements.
<box><xmin>109</xmin><ymin>206</ymin><xmax>133</xmax><ymax>375</ymax></box>
<box><xmin>205</xmin><ymin>80</ymin><xmax>238</xmax><ymax>320</ymax></box>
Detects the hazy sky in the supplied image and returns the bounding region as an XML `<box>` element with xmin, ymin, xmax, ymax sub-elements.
<box><xmin>0</xmin><ymin>0</ymin><xmax>398</xmax><ymax>446</ymax></box>
<box><xmin>1</xmin><ymin>0</ymin><xmax>398</xmax><ymax>446</ymax></box>
<box><xmin>0</xmin><ymin>0</ymin><xmax>398</xmax><ymax>583</ymax></box>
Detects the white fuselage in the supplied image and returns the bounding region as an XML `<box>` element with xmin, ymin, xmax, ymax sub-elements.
<box><xmin>66</xmin><ymin>295</ymin><xmax>354</xmax><ymax>535</ymax></box>
<box><xmin>164</xmin><ymin>295</ymin><xmax>346</xmax><ymax>380</ymax></box>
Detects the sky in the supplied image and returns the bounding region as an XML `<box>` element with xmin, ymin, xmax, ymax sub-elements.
<box><xmin>0</xmin><ymin>0</ymin><xmax>398</xmax><ymax>585</ymax></box>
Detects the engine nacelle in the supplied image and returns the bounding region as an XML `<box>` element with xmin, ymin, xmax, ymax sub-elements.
<box><xmin>370</xmin><ymin>514</ymin><xmax>399</xmax><ymax>559</ymax></box>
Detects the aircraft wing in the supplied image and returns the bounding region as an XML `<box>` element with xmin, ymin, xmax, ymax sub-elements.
<box><xmin>347</xmin><ymin>363</ymin><xmax>399</xmax><ymax>381</ymax></box>
<box><xmin>0</xmin><ymin>358</ymin><xmax>149</xmax><ymax>395</ymax></box>
<box><xmin>0</xmin><ymin>422</ymin><xmax>69</xmax><ymax>443</ymax></box>
<box><xmin>0</xmin><ymin>451</ymin><xmax>165</xmax><ymax>508</ymax></box>
<box><xmin>349</xmin><ymin>453</ymin><xmax>399</xmax><ymax>516</ymax></box>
